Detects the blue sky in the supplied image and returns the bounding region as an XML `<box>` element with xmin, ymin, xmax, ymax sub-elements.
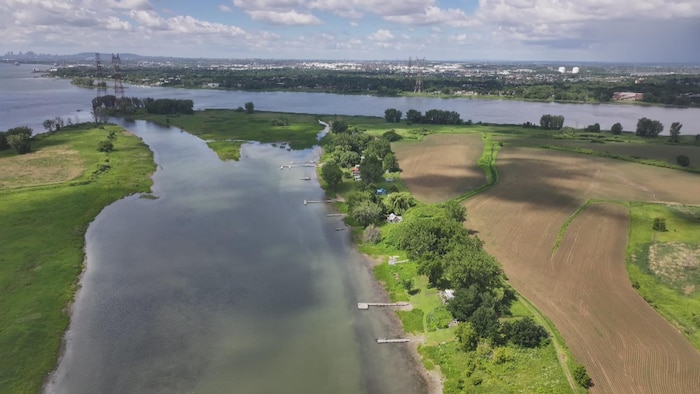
<box><xmin>1</xmin><ymin>0</ymin><xmax>699</xmax><ymax>62</ymax></box>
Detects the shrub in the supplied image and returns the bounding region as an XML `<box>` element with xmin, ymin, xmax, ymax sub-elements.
<box><xmin>500</xmin><ymin>317</ymin><xmax>548</xmax><ymax>348</ymax></box>
<box><xmin>455</xmin><ymin>322</ymin><xmax>479</xmax><ymax>352</ymax></box>
<box><xmin>98</xmin><ymin>140</ymin><xmax>114</xmax><ymax>152</ymax></box>
<box><xmin>0</xmin><ymin>132</ymin><xmax>8</xmax><ymax>150</ymax></box>
<box><xmin>676</xmin><ymin>155</ymin><xmax>690</xmax><ymax>167</ymax></box>
<box><xmin>362</xmin><ymin>224</ymin><xmax>381</xmax><ymax>244</ymax></box>
<box><xmin>492</xmin><ymin>346</ymin><xmax>515</xmax><ymax>364</ymax></box>
<box><xmin>652</xmin><ymin>217</ymin><xmax>667</xmax><ymax>232</ymax></box>
<box><xmin>573</xmin><ymin>364</ymin><xmax>592</xmax><ymax>388</ymax></box>
<box><xmin>382</xmin><ymin>129</ymin><xmax>403</xmax><ymax>141</ymax></box>
<box><xmin>7</xmin><ymin>133</ymin><xmax>31</xmax><ymax>154</ymax></box>
<box><xmin>425</xmin><ymin>307</ymin><xmax>453</xmax><ymax>331</ymax></box>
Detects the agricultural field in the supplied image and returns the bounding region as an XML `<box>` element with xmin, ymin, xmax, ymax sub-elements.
<box><xmin>501</xmin><ymin>135</ymin><xmax>700</xmax><ymax>170</ymax></box>
<box><xmin>459</xmin><ymin>146</ymin><xmax>700</xmax><ymax>392</ymax></box>
<box><xmin>392</xmin><ymin>134</ymin><xmax>486</xmax><ymax>203</ymax></box>
<box><xmin>393</xmin><ymin>129</ymin><xmax>700</xmax><ymax>392</ymax></box>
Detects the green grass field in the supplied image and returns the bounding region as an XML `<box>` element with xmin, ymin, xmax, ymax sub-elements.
<box><xmin>132</xmin><ymin>110</ymin><xmax>325</xmax><ymax>159</ymax></box>
<box><xmin>0</xmin><ymin>124</ymin><xmax>155</xmax><ymax>393</ymax></box>
<box><xmin>626</xmin><ymin>203</ymin><xmax>700</xmax><ymax>348</ymax></box>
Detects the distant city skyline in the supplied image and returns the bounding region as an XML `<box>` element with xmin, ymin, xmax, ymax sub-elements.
<box><xmin>1</xmin><ymin>0</ymin><xmax>699</xmax><ymax>63</ymax></box>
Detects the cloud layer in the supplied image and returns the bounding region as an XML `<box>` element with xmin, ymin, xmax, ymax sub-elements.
<box><xmin>1</xmin><ymin>0</ymin><xmax>698</xmax><ymax>62</ymax></box>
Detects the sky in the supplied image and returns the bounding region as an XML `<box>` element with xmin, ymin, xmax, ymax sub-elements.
<box><xmin>1</xmin><ymin>0</ymin><xmax>699</xmax><ymax>63</ymax></box>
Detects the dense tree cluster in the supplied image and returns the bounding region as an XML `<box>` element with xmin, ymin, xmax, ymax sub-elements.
<box><xmin>403</xmin><ymin>108</ymin><xmax>462</xmax><ymax>125</ymax></box>
<box><xmin>384</xmin><ymin>202</ymin><xmax>549</xmax><ymax>348</ymax></box>
<box><xmin>52</xmin><ymin>66</ymin><xmax>700</xmax><ymax>107</ymax></box>
<box><xmin>539</xmin><ymin>114</ymin><xmax>565</xmax><ymax>130</ymax></box>
<box><xmin>144</xmin><ymin>98</ymin><xmax>194</xmax><ymax>115</ymax></box>
<box><xmin>384</xmin><ymin>108</ymin><xmax>402</xmax><ymax>123</ymax></box>
<box><xmin>635</xmin><ymin>117</ymin><xmax>664</xmax><ymax>137</ymax></box>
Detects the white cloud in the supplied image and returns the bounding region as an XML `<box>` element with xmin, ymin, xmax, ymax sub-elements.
<box><xmin>247</xmin><ymin>9</ymin><xmax>322</xmax><ymax>25</ymax></box>
<box><xmin>367</xmin><ymin>28</ymin><xmax>394</xmax><ymax>41</ymax></box>
<box><xmin>219</xmin><ymin>4</ymin><xmax>233</xmax><ymax>12</ymax></box>
<box><xmin>385</xmin><ymin>6</ymin><xmax>477</xmax><ymax>27</ymax></box>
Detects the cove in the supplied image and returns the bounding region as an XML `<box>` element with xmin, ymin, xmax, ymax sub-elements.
<box><xmin>44</xmin><ymin>119</ymin><xmax>427</xmax><ymax>393</ymax></box>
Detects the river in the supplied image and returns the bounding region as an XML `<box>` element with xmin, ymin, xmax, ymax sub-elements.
<box><xmin>43</xmin><ymin>119</ymin><xmax>427</xmax><ymax>393</ymax></box>
<box><xmin>2</xmin><ymin>63</ymin><xmax>699</xmax><ymax>134</ymax></box>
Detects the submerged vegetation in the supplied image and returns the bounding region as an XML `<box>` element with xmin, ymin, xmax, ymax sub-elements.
<box><xmin>0</xmin><ymin>123</ymin><xmax>155</xmax><ymax>393</ymax></box>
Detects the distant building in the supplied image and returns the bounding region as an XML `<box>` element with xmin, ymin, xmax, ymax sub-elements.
<box><xmin>613</xmin><ymin>92</ymin><xmax>644</xmax><ymax>101</ymax></box>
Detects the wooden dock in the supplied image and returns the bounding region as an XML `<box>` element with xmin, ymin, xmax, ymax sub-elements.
<box><xmin>376</xmin><ymin>338</ymin><xmax>411</xmax><ymax>344</ymax></box>
<box><xmin>326</xmin><ymin>213</ymin><xmax>345</xmax><ymax>217</ymax></box>
<box><xmin>304</xmin><ymin>199</ymin><xmax>336</xmax><ymax>205</ymax></box>
<box><xmin>357</xmin><ymin>302</ymin><xmax>410</xmax><ymax>310</ymax></box>
<box><xmin>280</xmin><ymin>164</ymin><xmax>317</xmax><ymax>170</ymax></box>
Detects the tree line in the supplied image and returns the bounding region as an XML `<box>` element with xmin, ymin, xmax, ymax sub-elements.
<box><xmin>51</xmin><ymin>66</ymin><xmax>700</xmax><ymax>107</ymax></box>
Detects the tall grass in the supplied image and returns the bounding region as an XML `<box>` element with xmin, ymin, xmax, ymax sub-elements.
<box><xmin>0</xmin><ymin>124</ymin><xmax>155</xmax><ymax>393</ymax></box>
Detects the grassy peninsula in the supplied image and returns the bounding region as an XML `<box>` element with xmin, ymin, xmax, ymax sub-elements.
<box><xmin>0</xmin><ymin>123</ymin><xmax>155</xmax><ymax>393</ymax></box>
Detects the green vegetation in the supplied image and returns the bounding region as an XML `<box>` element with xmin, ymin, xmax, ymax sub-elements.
<box><xmin>627</xmin><ymin>203</ymin><xmax>700</xmax><ymax>348</ymax></box>
<box><xmin>315</xmin><ymin>116</ymin><xmax>579</xmax><ymax>393</ymax></box>
<box><xmin>0</xmin><ymin>123</ymin><xmax>155</xmax><ymax>393</ymax></box>
<box><xmin>132</xmin><ymin>110</ymin><xmax>324</xmax><ymax>159</ymax></box>
<box><xmin>51</xmin><ymin>65</ymin><xmax>700</xmax><ymax>107</ymax></box>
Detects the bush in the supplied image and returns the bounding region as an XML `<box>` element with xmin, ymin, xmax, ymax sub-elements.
<box><xmin>7</xmin><ymin>133</ymin><xmax>31</xmax><ymax>154</ymax></box>
<box><xmin>382</xmin><ymin>129</ymin><xmax>403</xmax><ymax>141</ymax></box>
<box><xmin>362</xmin><ymin>224</ymin><xmax>381</xmax><ymax>244</ymax></box>
<box><xmin>455</xmin><ymin>322</ymin><xmax>479</xmax><ymax>352</ymax></box>
<box><xmin>676</xmin><ymin>155</ymin><xmax>690</xmax><ymax>167</ymax></box>
<box><xmin>573</xmin><ymin>364</ymin><xmax>592</xmax><ymax>388</ymax></box>
<box><xmin>98</xmin><ymin>140</ymin><xmax>114</xmax><ymax>152</ymax></box>
<box><xmin>653</xmin><ymin>217</ymin><xmax>667</xmax><ymax>232</ymax></box>
<box><xmin>0</xmin><ymin>132</ymin><xmax>8</xmax><ymax>150</ymax></box>
<box><xmin>425</xmin><ymin>307</ymin><xmax>453</xmax><ymax>331</ymax></box>
<box><xmin>500</xmin><ymin>317</ymin><xmax>548</xmax><ymax>348</ymax></box>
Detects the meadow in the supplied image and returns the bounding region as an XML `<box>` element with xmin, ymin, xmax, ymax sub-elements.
<box><xmin>0</xmin><ymin>124</ymin><xmax>155</xmax><ymax>393</ymax></box>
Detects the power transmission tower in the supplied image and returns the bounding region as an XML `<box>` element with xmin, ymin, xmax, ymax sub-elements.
<box><xmin>112</xmin><ymin>53</ymin><xmax>125</xmax><ymax>101</ymax></box>
<box><xmin>414</xmin><ymin>57</ymin><xmax>425</xmax><ymax>93</ymax></box>
<box><xmin>94</xmin><ymin>53</ymin><xmax>107</xmax><ymax>98</ymax></box>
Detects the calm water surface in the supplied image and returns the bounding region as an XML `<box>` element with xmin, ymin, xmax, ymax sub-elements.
<box><xmin>45</xmin><ymin>120</ymin><xmax>425</xmax><ymax>393</ymax></box>
<box><xmin>2</xmin><ymin>63</ymin><xmax>699</xmax><ymax>133</ymax></box>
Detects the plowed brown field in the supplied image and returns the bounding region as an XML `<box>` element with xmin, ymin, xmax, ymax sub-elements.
<box><xmin>402</xmin><ymin>142</ymin><xmax>700</xmax><ymax>393</ymax></box>
<box><xmin>393</xmin><ymin>134</ymin><xmax>485</xmax><ymax>203</ymax></box>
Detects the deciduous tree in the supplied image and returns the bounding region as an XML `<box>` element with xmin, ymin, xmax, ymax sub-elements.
<box><xmin>244</xmin><ymin>101</ymin><xmax>254</xmax><ymax>114</ymax></box>
<box><xmin>351</xmin><ymin>200</ymin><xmax>384</xmax><ymax>227</ymax></box>
<box><xmin>360</xmin><ymin>155</ymin><xmax>383</xmax><ymax>184</ymax></box>
<box><xmin>611</xmin><ymin>122</ymin><xmax>623</xmax><ymax>135</ymax></box>
<box><xmin>321</xmin><ymin>161</ymin><xmax>343</xmax><ymax>190</ymax></box>
<box><xmin>669</xmin><ymin>122</ymin><xmax>682</xmax><ymax>142</ymax></box>
<box><xmin>455</xmin><ymin>322</ymin><xmax>479</xmax><ymax>352</ymax></box>
<box><xmin>383</xmin><ymin>192</ymin><xmax>415</xmax><ymax>214</ymax></box>
<box><xmin>384</xmin><ymin>108</ymin><xmax>402</xmax><ymax>123</ymax></box>
<box><xmin>636</xmin><ymin>117</ymin><xmax>664</xmax><ymax>137</ymax></box>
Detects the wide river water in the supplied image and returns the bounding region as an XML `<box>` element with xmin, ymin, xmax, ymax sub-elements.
<box><xmin>1</xmin><ymin>63</ymin><xmax>698</xmax><ymax>393</ymax></box>
<box><xmin>2</xmin><ymin>63</ymin><xmax>700</xmax><ymax>134</ymax></box>
<box><xmin>43</xmin><ymin>119</ymin><xmax>427</xmax><ymax>393</ymax></box>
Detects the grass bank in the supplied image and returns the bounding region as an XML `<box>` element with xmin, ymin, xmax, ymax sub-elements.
<box><xmin>626</xmin><ymin>203</ymin><xmax>700</xmax><ymax>349</ymax></box>
<box><xmin>0</xmin><ymin>123</ymin><xmax>155</xmax><ymax>393</ymax></box>
<box><xmin>131</xmin><ymin>110</ymin><xmax>324</xmax><ymax>160</ymax></box>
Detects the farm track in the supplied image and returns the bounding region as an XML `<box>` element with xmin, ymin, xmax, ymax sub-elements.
<box><xmin>462</xmin><ymin>147</ymin><xmax>700</xmax><ymax>393</ymax></box>
<box><xmin>393</xmin><ymin>134</ymin><xmax>486</xmax><ymax>204</ymax></box>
